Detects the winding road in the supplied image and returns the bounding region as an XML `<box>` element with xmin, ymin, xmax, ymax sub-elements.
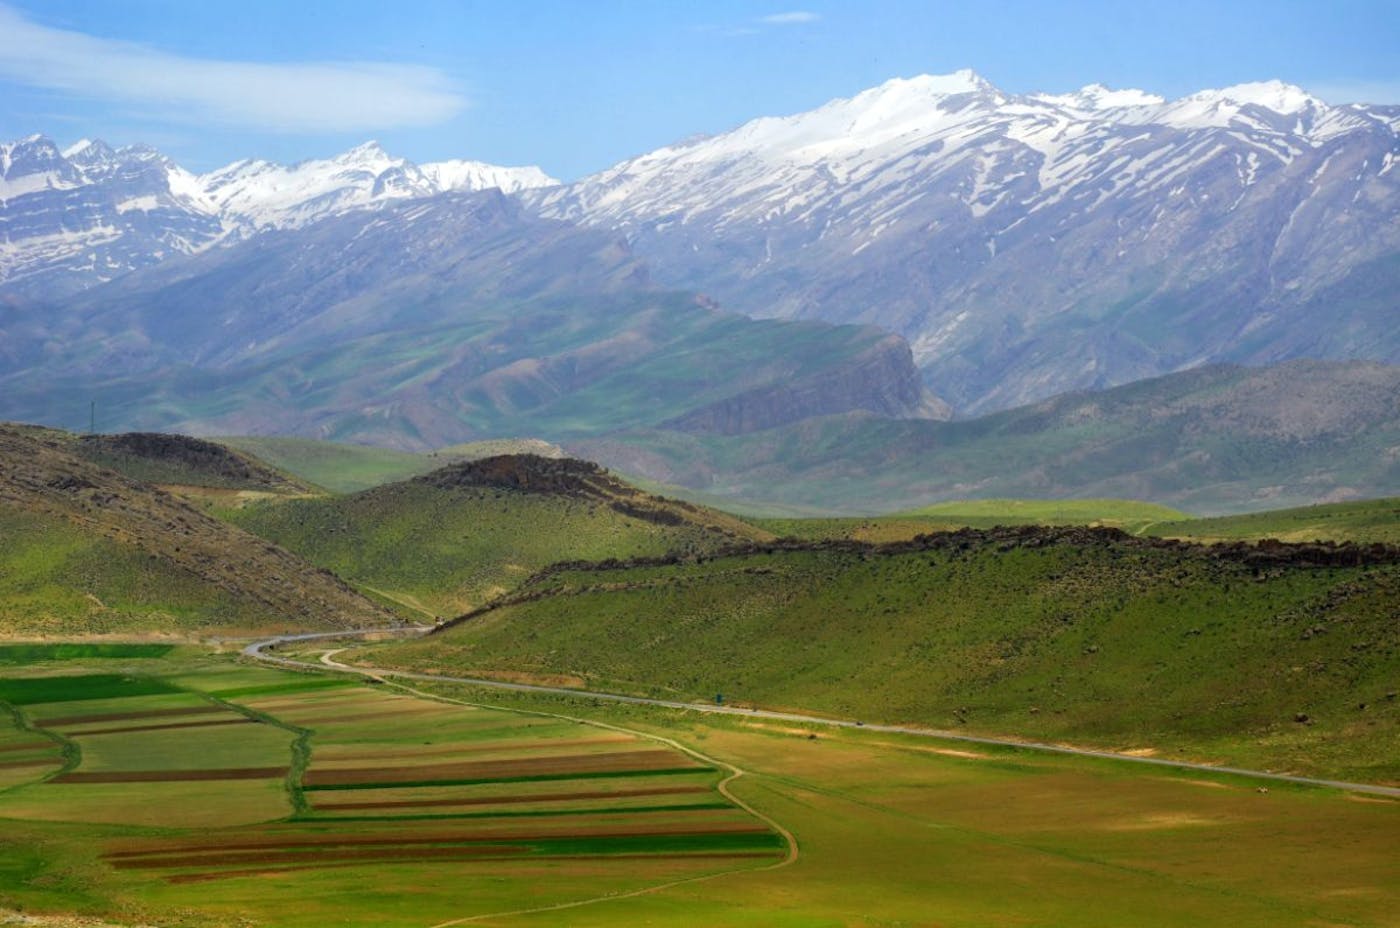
<box><xmin>244</xmin><ymin>627</ymin><xmax>1400</xmax><ymax>799</ymax></box>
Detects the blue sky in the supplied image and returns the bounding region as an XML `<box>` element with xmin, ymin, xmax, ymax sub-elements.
<box><xmin>1</xmin><ymin>0</ymin><xmax>1397</xmax><ymax>180</ymax></box>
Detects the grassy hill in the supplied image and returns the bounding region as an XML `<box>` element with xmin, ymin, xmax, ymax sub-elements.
<box><xmin>229</xmin><ymin>454</ymin><xmax>773</xmax><ymax>620</ymax></box>
<box><xmin>1147</xmin><ymin>497</ymin><xmax>1400</xmax><ymax>545</ymax></box>
<box><xmin>219</xmin><ymin>435</ymin><xmax>566</xmax><ymax>494</ymax></box>
<box><xmin>0</xmin><ymin>423</ymin><xmax>396</xmax><ymax>636</ymax></box>
<box><xmin>361</xmin><ymin>528</ymin><xmax>1400</xmax><ymax>782</ymax></box>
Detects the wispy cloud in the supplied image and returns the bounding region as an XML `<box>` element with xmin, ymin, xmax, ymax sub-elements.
<box><xmin>760</xmin><ymin>11</ymin><xmax>822</xmax><ymax>25</ymax></box>
<box><xmin>1306</xmin><ymin>79</ymin><xmax>1400</xmax><ymax>105</ymax></box>
<box><xmin>0</xmin><ymin>4</ymin><xmax>466</xmax><ymax>133</ymax></box>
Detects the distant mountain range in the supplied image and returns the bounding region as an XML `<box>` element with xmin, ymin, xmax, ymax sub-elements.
<box><xmin>0</xmin><ymin>135</ymin><xmax>555</xmax><ymax>297</ymax></box>
<box><xmin>1</xmin><ymin>71</ymin><xmax>1397</xmax><ymax>511</ymax></box>
<box><xmin>0</xmin><ymin>189</ymin><xmax>943</xmax><ymax>448</ymax></box>
<box><xmin>537</xmin><ymin>70</ymin><xmax>1400</xmax><ymax>412</ymax></box>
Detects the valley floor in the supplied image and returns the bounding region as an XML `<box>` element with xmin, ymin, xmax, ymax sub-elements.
<box><xmin>0</xmin><ymin>645</ymin><xmax>1396</xmax><ymax>927</ymax></box>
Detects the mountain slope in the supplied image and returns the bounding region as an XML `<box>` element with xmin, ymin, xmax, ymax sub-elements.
<box><xmin>570</xmin><ymin>360</ymin><xmax>1400</xmax><ymax>514</ymax></box>
<box><xmin>0</xmin><ymin>189</ymin><xmax>944</xmax><ymax>448</ymax></box>
<box><xmin>229</xmin><ymin>454</ymin><xmax>773</xmax><ymax>618</ymax></box>
<box><xmin>0</xmin><ymin>424</ymin><xmax>395</xmax><ymax>634</ymax></box>
<box><xmin>534</xmin><ymin>71</ymin><xmax>1400</xmax><ymax>412</ymax></box>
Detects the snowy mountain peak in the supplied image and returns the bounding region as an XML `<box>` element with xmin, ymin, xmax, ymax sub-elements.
<box><xmin>1197</xmin><ymin>79</ymin><xmax>1320</xmax><ymax>113</ymax></box>
<box><xmin>1037</xmin><ymin>83</ymin><xmax>1166</xmax><ymax>111</ymax></box>
<box><xmin>885</xmin><ymin>69</ymin><xmax>998</xmax><ymax>97</ymax></box>
<box><xmin>420</xmin><ymin>159</ymin><xmax>559</xmax><ymax>194</ymax></box>
<box><xmin>336</xmin><ymin>140</ymin><xmax>395</xmax><ymax>166</ymax></box>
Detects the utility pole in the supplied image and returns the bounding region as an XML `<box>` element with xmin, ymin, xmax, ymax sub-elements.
<box><xmin>89</xmin><ymin>400</ymin><xmax>95</xmax><ymax>435</ymax></box>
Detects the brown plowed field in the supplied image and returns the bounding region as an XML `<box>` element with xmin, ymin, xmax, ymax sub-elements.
<box><xmin>161</xmin><ymin>851</ymin><xmax>778</xmax><ymax>884</ymax></box>
<box><xmin>0</xmin><ymin>741</ymin><xmax>56</xmax><ymax>754</ymax></box>
<box><xmin>112</xmin><ymin>843</ymin><xmax>529</xmax><ymax>870</ymax></box>
<box><xmin>66</xmin><ymin>718</ymin><xmax>255</xmax><ymax>737</ymax></box>
<box><xmin>54</xmin><ymin>766</ymin><xmax>288</xmax><ymax>783</ymax></box>
<box><xmin>0</xmin><ymin>757</ymin><xmax>60</xmax><ymax>770</ymax></box>
<box><xmin>311</xmin><ymin>784</ymin><xmax>711</xmax><ymax>811</ymax></box>
<box><xmin>40</xmin><ymin>706</ymin><xmax>224</xmax><ymax>726</ymax></box>
<box><xmin>302</xmin><ymin>750</ymin><xmax>696</xmax><ymax>787</ymax></box>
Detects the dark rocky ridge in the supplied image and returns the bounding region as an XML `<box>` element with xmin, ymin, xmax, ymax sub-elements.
<box><xmin>415</xmin><ymin>454</ymin><xmax>744</xmax><ymax>533</ymax></box>
<box><xmin>438</xmin><ymin>523</ymin><xmax>1400</xmax><ymax>632</ymax></box>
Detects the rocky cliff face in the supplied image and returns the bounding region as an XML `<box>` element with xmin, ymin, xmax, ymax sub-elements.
<box><xmin>662</xmin><ymin>334</ymin><xmax>948</xmax><ymax>435</ymax></box>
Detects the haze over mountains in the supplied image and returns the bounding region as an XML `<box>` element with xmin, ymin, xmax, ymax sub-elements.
<box><xmin>1</xmin><ymin>70</ymin><xmax>1397</xmax><ymax>512</ymax></box>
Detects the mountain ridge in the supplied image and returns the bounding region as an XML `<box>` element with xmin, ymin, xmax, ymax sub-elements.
<box><xmin>532</xmin><ymin>70</ymin><xmax>1400</xmax><ymax>413</ymax></box>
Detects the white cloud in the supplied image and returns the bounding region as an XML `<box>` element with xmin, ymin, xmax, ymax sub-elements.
<box><xmin>1306</xmin><ymin>79</ymin><xmax>1400</xmax><ymax>105</ymax></box>
<box><xmin>760</xmin><ymin>11</ymin><xmax>821</xmax><ymax>25</ymax></box>
<box><xmin>0</xmin><ymin>5</ymin><xmax>466</xmax><ymax>132</ymax></box>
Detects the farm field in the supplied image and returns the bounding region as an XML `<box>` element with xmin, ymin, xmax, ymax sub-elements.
<box><xmin>0</xmin><ymin>647</ymin><xmax>1398</xmax><ymax>925</ymax></box>
<box><xmin>0</xmin><ymin>649</ymin><xmax>783</xmax><ymax>926</ymax></box>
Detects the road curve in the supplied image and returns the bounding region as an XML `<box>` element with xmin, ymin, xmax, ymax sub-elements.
<box><xmin>244</xmin><ymin>627</ymin><xmax>1400</xmax><ymax>799</ymax></box>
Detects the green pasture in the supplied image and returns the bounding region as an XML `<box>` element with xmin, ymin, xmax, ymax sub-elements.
<box><xmin>1148</xmin><ymin>495</ymin><xmax>1400</xmax><ymax>544</ymax></box>
<box><xmin>0</xmin><ymin>650</ymin><xmax>1396</xmax><ymax>927</ymax></box>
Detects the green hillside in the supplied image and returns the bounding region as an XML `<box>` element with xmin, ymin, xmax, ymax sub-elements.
<box><xmin>1147</xmin><ymin>496</ymin><xmax>1400</xmax><ymax>544</ymax></box>
<box><xmin>362</xmin><ymin>529</ymin><xmax>1400</xmax><ymax>782</ymax></box>
<box><xmin>0</xmin><ymin>424</ymin><xmax>394</xmax><ymax>635</ymax></box>
<box><xmin>230</xmin><ymin>455</ymin><xmax>772</xmax><ymax>620</ymax></box>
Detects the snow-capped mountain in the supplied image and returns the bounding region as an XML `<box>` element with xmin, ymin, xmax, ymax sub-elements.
<box><xmin>0</xmin><ymin>137</ymin><xmax>558</xmax><ymax>296</ymax></box>
<box><xmin>202</xmin><ymin>141</ymin><xmax>557</xmax><ymax>234</ymax></box>
<box><xmin>1</xmin><ymin>135</ymin><xmax>225</xmax><ymax>297</ymax></box>
<box><xmin>533</xmin><ymin>70</ymin><xmax>1400</xmax><ymax>412</ymax></box>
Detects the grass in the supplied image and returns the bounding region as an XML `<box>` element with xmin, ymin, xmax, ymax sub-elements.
<box><xmin>228</xmin><ymin>474</ymin><xmax>769</xmax><ymax>618</ymax></box>
<box><xmin>363</xmin><ymin>535</ymin><xmax>1400</xmax><ymax>783</ymax></box>
<box><xmin>0</xmin><ymin>644</ymin><xmax>175</xmax><ymax>664</ymax></box>
<box><xmin>1146</xmin><ymin>496</ymin><xmax>1400</xmax><ymax>544</ymax></box>
<box><xmin>217</xmin><ymin>436</ymin><xmax>435</xmax><ymax>493</ymax></box>
<box><xmin>1</xmin><ymin>649</ymin><xmax>1397</xmax><ymax>926</ymax></box>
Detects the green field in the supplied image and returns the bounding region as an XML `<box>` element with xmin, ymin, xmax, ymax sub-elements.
<box><xmin>0</xmin><ymin>651</ymin><xmax>783</xmax><ymax>926</ymax></box>
<box><xmin>2</xmin><ymin>649</ymin><xmax>1397</xmax><ymax>927</ymax></box>
<box><xmin>1147</xmin><ymin>496</ymin><xmax>1400</xmax><ymax>544</ymax></box>
<box><xmin>363</xmin><ymin>532</ymin><xmax>1400</xmax><ymax>783</ymax></box>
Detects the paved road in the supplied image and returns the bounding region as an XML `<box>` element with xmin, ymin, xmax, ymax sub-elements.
<box><xmin>244</xmin><ymin>627</ymin><xmax>1400</xmax><ymax>799</ymax></box>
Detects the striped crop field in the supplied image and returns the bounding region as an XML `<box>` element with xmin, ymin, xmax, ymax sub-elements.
<box><xmin>0</xmin><ymin>656</ymin><xmax>783</xmax><ymax>925</ymax></box>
